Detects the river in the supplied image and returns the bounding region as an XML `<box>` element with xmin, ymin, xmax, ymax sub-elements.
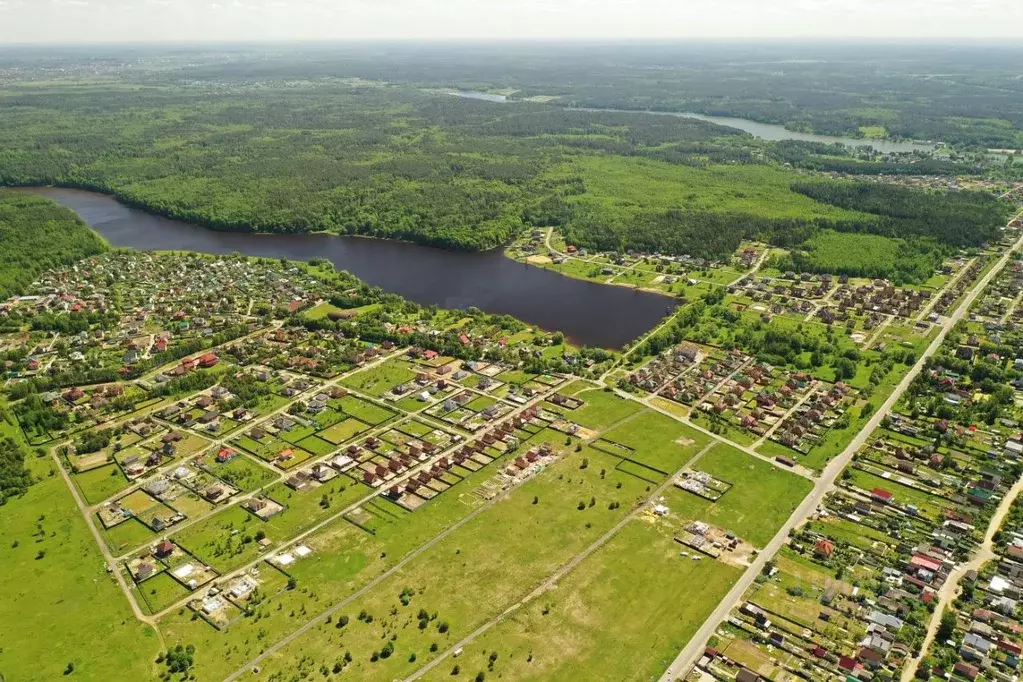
<box><xmin>448</xmin><ymin>91</ymin><xmax>934</xmax><ymax>153</ymax></box>
<box><xmin>19</xmin><ymin>188</ymin><xmax>676</xmax><ymax>349</ymax></box>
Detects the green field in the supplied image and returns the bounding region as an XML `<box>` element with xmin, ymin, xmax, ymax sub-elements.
<box><xmin>203</xmin><ymin>453</ymin><xmax>278</xmax><ymax>492</ymax></box>
<box><xmin>665</xmin><ymin>443</ymin><xmax>813</xmax><ymax>547</ymax></box>
<box><xmin>419</xmin><ymin>519</ymin><xmax>741</xmax><ymax>682</ymax></box>
<box><xmin>342</xmin><ymin>359</ymin><xmax>417</xmax><ymax>397</ymax></box>
<box><xmin>73</xmin><ymin>462</ymin><xmax>131</xmax><ymax>504</ymax></box>
<box><xmin>0</xmin><ymin>457</ymin><xmax>159</xmax><ymax>681</ymax></box>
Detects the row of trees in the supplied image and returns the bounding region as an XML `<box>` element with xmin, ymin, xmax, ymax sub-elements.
<box><xmin>0</xmin><ymin>434</ymin><xmax>31</xmax><ymax>504</ymax></box>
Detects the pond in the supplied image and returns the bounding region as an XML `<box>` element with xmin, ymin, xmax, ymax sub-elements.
<box><xmin>19</xmin><ymin>187</ymin><xmax>677</xmax><ymax>349</ymax></box>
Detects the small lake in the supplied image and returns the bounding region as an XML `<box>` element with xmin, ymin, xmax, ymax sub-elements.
<box><xmin>19</xmin><ymin>188</ymin><xmax>676</xmax><ymax>349</ymax></box>
<box><xmin>448</xmin><ymin>91</ymin><xmax>934</xmax><ymax>153</ymax></box>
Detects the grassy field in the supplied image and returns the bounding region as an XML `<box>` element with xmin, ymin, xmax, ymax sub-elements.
<box><xmin>601</xmin><ymin>410</ymin><xmax>711</xmax><ymax>474</ymax></box>
<box><xmin>236</xmin><ymin>430</ymin><xmax>715</xmax><ymax>681</ymax></box>
<box><xmin>664</xmin><ymin>443</ymin><xmax>812</xmax><ymax>547</ymax></box>
<box><xmin>0</xmin><ymin>456</ymin><xmax>159</xmax><ymax>681</ymax></box>
<box><xmin>418</xmin><ymin>518</ymin><xmax>741</xmax><ymax>682</ymax></box>
<box><xmin>201</xmin><ymin>452</ymin><xmax>278</xmax><ymax>492</ymax></box>
<box><xmin>155</xmin><ymin>430</ymin><xmax>560</xmax><ymax>680</ymax></box>
<box><xmin>550</xmin><ymin>383</ymin><xmax>643</xmax><ymax>430</ymax></box>
<box><xmin>342</xmin><ymin>358</ymin><xmax>417</xmax><ymax>397</ymax></box>
<box><xmin>554</xmin><ymin>156</ymin><xmax>869</xmax><ymax>222</ymax></box>
<box><xmin>73</xmin><ymin>462</ymin><xmax>131</xmax><ymax>504</ymax></box>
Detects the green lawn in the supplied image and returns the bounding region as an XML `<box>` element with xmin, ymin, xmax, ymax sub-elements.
<box><xmin>342</xmin><ymin>359</ymin><xmax>417</xmax><ymax>397</ymax></box>
<box><xmin>552</xmin><ymin>383</ymin><xmax>643</xmax><ymax>431</ymax></box>
<box><xmin>0</xmin><ymin>457</ymin><xmax>159</xmax><ymax>681</ymax></box>
<box><xmin>73</xmin><ymin>462</ymin><xmax>131</xmax><ymax>504</ymax></box>
<box><xmin>137</xmin><ymin>571</ymin><xmax>191</xmax><ymax>615</ymax></box>
<box><xmin>204</xmin><ymin>453</ymin><xmax>278</xmax><ymax>492</ymax></box>
<box><xmin>100</xmin><ymin>517</ymin><xmax>157</xmax><ymax>555</ymax></box>
<box><xmin>602</xmin><ymin>410</ymin><xmax>711</xmax><ymax>474</ymax></box>
<box><xmin>665</xmin><ymin>443</ymin><xmax>812</xmax><ymax>547</ymax></box>
<box><xmin>338</xmin><ymin>395</ymin><xmax>397</xmax><ymax>425</ymax></box>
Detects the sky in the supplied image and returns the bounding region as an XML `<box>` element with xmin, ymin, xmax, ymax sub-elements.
<box><xmin>0</xmin><ymin>0</ymin><xmax>1016</xmax><ymax>44</ymax></box>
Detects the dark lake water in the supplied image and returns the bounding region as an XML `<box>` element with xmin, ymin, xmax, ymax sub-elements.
<box><xmin>20</xmin><ymin>188</ymin><xmax>676</xmax><ymax>349</ymax></box>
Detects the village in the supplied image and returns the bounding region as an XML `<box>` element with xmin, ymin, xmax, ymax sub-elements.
<box><xmin>683</xmin><ymin>231</ymin><xmax>1023</xmax><ymax>682</ymax></box>
<box><xmin>5</xmin><ymin>222</ymin><xmax>1023</xmax><ymax>682</ymax></box>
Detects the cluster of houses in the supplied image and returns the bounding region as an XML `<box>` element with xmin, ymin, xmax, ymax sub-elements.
<box><xmin>770</xmin><ymin>381</ymin><xmax>855</xmax><ymax>454</ymax></box>
<box><xmin>920</xmin><ymin>510</ymin><xmax>1023</xmax><ymax>681</ymax></box>
<box><xmin>628</xmin><ymin>342</ymin><xmax>857</xmax><ymax>457</ymax></box>
<box><xmin>698</xmin><ymin>391</ymin><xmax>1022</xmax><ymax>680</ymax></box>
<box><xmin>730</xmin><ymin>273</ymin><xmax>936</xmax><ymax>340</ymax></box>
<box><xmin>2</xmin><ymin>252</ymin><xmax>337</xmax><ymax>382</ymax></box>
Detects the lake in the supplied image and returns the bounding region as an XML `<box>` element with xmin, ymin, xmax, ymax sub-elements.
<box><xmin>19</xmin><ymin>187</ymin><xmax>676</xmax><ymax>349</ymax></box>
<box><xmin>448</xmin><ymin>91</ymin><xmax>934</xmax><ymax>153</ymax></box>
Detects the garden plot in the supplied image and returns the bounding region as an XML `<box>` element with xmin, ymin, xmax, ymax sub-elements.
<box><xmin>116</xmin><ymin>489</ymin><xmax>184</xmax><ymax>532</ymax></box>
<box><xmin>197</xmin><ymin>450</ymin><xmax>278</xmax><ymax>492</ymax></box>
<box><xmin>427</xmin><ymin>390</ymin><xmax>513</xmax><ymax>431</ymax></box>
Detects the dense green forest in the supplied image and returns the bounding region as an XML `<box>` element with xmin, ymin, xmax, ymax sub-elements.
<box><xmin>6</xmin><ymin>43</ymin><xmax>1014</xmax><ymax>147</ymax></box>
<box><xmin>0</xmin><ymin>48</ymin><xmax>1014</xmax><ymax>266</ymax></box>
<box><xmin>556</xmin><ymin>179</ymin><xmax>1008</xmax><ymax>266</ymax></box>
<box><xmin>790</xmin><ymin>181</ymin><xmax>1009</xmax><ymax>247</ymax></box>
<box><xmin>0</xmin><ymin>192</ymin><xmax>108</xmax><ymax>299</ymax></box>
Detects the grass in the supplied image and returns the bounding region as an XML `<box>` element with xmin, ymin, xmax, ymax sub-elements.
<box><xmin>0</xmin><ymin>456</ymin><xmax>159</xmax><ymax>681</ymax></box>
<box><xmin>602</xmin><ymin>410</ymin><xmax>711</xmax><ymax>474</ymax></box>
<box><xmin>664</xmin><ymin>443</ymin><xmax>812</xmax><ymax>547</ymax></box>
<box><xmin>342</xmin><ymin>358</ymin><xmax>417</xmax><ymax>397</ymax></box>
<box><xmin>100</xmin><ymin>517</ymin><xmax>157</xmax><ymax>554</ymax></box>
<box><xmin>231</xmin><ymin>444</ymin><xmax>656</xmax><ymax>681</ymax></box>
<box><xmin>172</xmin><ymin>477</ymin><xmax>371</xmax><ymax>573</ymax></box>
<box><xmin>418</xmin><ymin>518</ymin><xmax>741</xmax><ymax>682</ymax></box>
<box><xmin>338</xmin><ymin>395</ymin><xmax>397</xmax><ymax>425</ymax></box>
<box><xmin>203</xmin><ymin>452</ymin><xmax>278</xmax><ymax>492</ymax></box>
<box><xmin>72</xmin><ymin>462</ymin><xmax>131</xmax><ymax>504</ymax></box>
<box><xmin>551</xmin><ymin>383</ymin><xmax>643</xmax><ymax>431</ymax></box>
<box><xmin>171</xmin><ymin>504</ymin><xmax>263</xmax><ymax>573</ymax></box>
<box><xmin>154</xmin><ymin>430</ymin><xmax>560</xmax><ymax>680</ymax></box>
<box><xmin>319</xmin><ymin>417</ymin><xmax>370</xmax><ymax>444</ymax></box>
<box><xmin>137</xmin><ymin>571</ymin><xmax>192</xmax><ymax>615</ymax></box>
<box><xmin>553</xmin><ymin>156</ymin><xmax>870</xmax><ymax>222</ymax></box>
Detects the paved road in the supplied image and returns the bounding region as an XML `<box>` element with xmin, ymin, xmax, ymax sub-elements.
<box><xmin>657</xmin><ymin>229</ymin><xmax>1023</xmax><ymax>681</ymax></box>
<box><xmin>901</xmin><ymin>473</ymin><xmax>1023</xmax><ymax>681</ymax></box>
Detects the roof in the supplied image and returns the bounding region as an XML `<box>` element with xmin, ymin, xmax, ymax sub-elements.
<box><xmin>910</xmin><ymin>553</ymin><xmax>942</xmax><ymax>573</ymax></box>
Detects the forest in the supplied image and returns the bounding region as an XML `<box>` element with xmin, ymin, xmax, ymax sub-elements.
<box><xmin>14</xmin><ymin>42</ymin><xmax>1015</xmax><ymax>147</ymax></box>
<box><xmin>0</xmin><ymin>192</ymin><xmax>108</xmax><ymax>299</ymax></box>
<box><xmin>0</xmin><ymin>51</ymin><xmax>1014</xmax><ymax>272</ymax></box>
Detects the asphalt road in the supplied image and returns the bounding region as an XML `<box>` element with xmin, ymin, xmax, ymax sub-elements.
<box><xmin>657</xmin><ymin>229</ymin><xmax>1023</xmax><ymax>681</ymax></box>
